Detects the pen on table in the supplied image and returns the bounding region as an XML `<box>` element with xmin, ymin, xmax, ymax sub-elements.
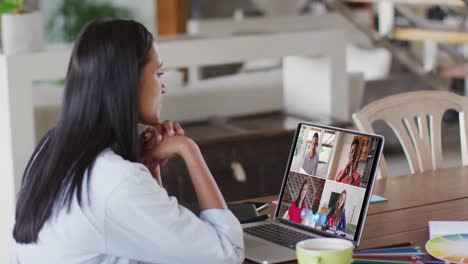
<box><xmin>354</xmin><ymin>247</ymin><xmax>421</xmax><ymax>254</ymax></box>
<box><xmin>353</xmin><ymin>259</ymin><xmax>446</xmax><ymax>264</ymax></box>
<box><xmin>354</xmin><ymin>250</ymin><xmax>425</xmax><ymax>256</ymax></box>
<box><xmin>353</xmin><ymin>255</ymin><xmax>425</xmax><ymax>259</ymax></box>
<box><xmin>354</xmin><ymin>255</ymin><xmax>422</xmax><ymax>260</ymax></box>
<box><xmin>242</xmin><ymin>214</ymin><xmax>270</xmax><ymax>224</ymax></box>
<box><xmin>353</xmin><ymin>253</ymin><xmax>426</xmax><ymax>258</ymax></box>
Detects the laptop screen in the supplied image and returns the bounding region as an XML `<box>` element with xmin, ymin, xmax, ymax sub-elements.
<box><xmin>276</xmin><ymin>123</ymin><xmax>383</xmax><ymax>242</ymax></box>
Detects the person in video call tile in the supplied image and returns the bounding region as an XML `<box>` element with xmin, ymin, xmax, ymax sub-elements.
<box><xmin>284</xmin><ymin>179</ymin><xmax>309</xmax><ymax>223</ymax></box>
<box><xmin>325</xmin><ymin>190</ymin><xmax>347</xmax><ymax>233</ymax></box>
<box><xmin>302</xmin><ymin>132</ymin><xmax>320</xmax><ymax>176</ymax></box>
<box><xmin>334</xmin><ymin>139</ymin><xmax>361</xmax><ymax>187</ymax></box>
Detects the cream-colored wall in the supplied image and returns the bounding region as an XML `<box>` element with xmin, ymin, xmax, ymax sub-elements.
<box><xmin>0</xmin><ymin>55</ymin><xmax>16</xmax><ymax>264</ymax></box>
<box><xmin>117</xmin><ymin>0</ymin><xmax>156</xmax><ymax>35</ymax></box>
<box><xmin>327</xmin><ymin>132</ymin><xmax>343</xmax><ymax>179</ymax></box>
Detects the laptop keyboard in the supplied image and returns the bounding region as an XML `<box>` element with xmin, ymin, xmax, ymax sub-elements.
<box><xmin>244</xmin><ymin>224</ymin><xmax>314</xmax><ymax>249</ymax></box>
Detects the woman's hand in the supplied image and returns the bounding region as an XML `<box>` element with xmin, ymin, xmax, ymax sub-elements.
<box><xmin>140</xmin><ymin>120</ymin><xmax>185</xmax><ymax>182</ymax></box>
<box><xmin>335</xmin><ymin>168</ymin><xmax>347</xmax><ymax>182</ymax></box>
<box><xmin>150</xmin><ymin>135</ymin><xmax>198</xmax><ymax>161</ymax></box>
<box><xmin>141</xmin><ymin>120</ymin><xmax>184</xmax><ymax>158</ymax></box>
<box><xmin>340</xmin><ymin>163</ymin><xmax>353</xmax><ymax>180</ymax></box>
<box><xmin>143</xmin><ymin>124</ymin><xmax>226</xmax><ymax>211</ymax></box>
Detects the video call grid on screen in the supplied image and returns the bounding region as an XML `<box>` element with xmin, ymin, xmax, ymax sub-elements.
<box><xmin>278</xmin><ymin>124</ymin><xmax>381</xmax><ymax>241</ymax></box>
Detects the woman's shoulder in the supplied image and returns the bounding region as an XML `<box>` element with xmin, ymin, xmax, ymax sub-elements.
<box><xmin>89</xmin><ymin>149</ymin><xmax>152</xmax><ymax>194</ymax></box>
<box><xmin>94</xmin><ymin>148</ymin><xmax>144</xmax><ymax>173</ymax></box>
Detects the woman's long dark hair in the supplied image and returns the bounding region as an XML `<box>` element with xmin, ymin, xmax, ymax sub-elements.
<box><xmin>333</xmin><ymin>190</ymin><xmax>347</xmax><ymax>227</ymax></box>
<box><xmin>295</xmin><ymin>179</ymin><xmax>309</xmax><ymax>207</ymax></box>
<box><xmin>13</xmin><ymin>19</ymin><xmax>154</xmax><ymax>243</ymax></box>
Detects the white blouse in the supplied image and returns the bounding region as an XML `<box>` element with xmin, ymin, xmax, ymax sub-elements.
<box><xmin>12</xmin><ymin>149</ymin><xmax>245</xmax><ymax>264</ymax></box>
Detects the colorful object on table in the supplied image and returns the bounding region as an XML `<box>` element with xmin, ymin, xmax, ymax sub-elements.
<box><xmin>272</xmin><ymin>199</ymin><xmax>278</xmax><ymax>205</ymax></box>
<box><xmin>313</xmin><ymin>212</ymin><xmax>320</xmax><ymax>224</ymax></box>
<box><xmin>425</xmin><ymin>233</ymin><xmax>468</xmax><ymax>263</ymax></box>
<box><xmin>354</xmin><ymin>247</ymin><xmax>424</xmax><ymax>254</ymax></box>
<box><xmin>370</xmin><ymin>194</ymin><xmax>388</xmax><ymax>204</ymax></box>
<box><xmin>352</xmin><ymin>245</ymin><xmax>441</xmax><ymax>264</ymax></box>
<box><xmin>305</xmin><ymin>211</ymin><xmax>314</xmax><ymax>227</ymax></box>
<box><xmin>327</xmin><ymin>215</ymin><xmax>335</xmax><ymax>228</ymax></box>
<box><xmin>353</xmin><ymin>259</ymin><xmax>447</xmax><ymax>264</ymax></box>
<box><xmin>320</xmin><ymin>213</ymin><xmax>327</xmax><ymax>226</ymax></box>
<box><xmin>300</xmin><ymin>208</ymin><xmax>307</xmax><ymax>220</ymax></box>
<box><xmin>306</xmin><ymin>210</ymin><xmax>313</xmax><ymax>222</ymax></box>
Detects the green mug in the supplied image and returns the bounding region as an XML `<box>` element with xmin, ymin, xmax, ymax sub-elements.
<box><xmin>296</xmin><ymin>238</ymin><xmax>354</xmax><ymax>264</ymax></box>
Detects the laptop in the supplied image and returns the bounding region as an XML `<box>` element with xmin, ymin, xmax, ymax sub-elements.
<box><xmin>243</xmin><ymin>122</ymin><xmax>384</xmax><ymax>263</ymax></box>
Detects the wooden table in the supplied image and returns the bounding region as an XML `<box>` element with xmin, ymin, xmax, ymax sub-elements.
<box><xmin>242</xmin><ymin>166</ymin><xmax>468</xmax><ymax>263</ymax></box>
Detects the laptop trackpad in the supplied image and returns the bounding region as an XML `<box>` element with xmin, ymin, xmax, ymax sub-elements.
<box><xmin>245</xmin><ymin>237</ymin><xmax>296</xmax><ymax>263</ymax></box>
<box><xmin>245</xmin><ymin>237</ymin><xmax>268</xmax><ymax>249</ymax></box>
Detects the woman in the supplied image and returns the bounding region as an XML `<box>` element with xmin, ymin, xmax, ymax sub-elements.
<box><xmin>325</xmin><ymin>190</ymin><xmax>347</xmax><ymax>233</ymax></box>
<box><xmin>284</xmin><ymin>179</ymin><xmax>309</xmax><ymax>223</ymax></box>
<box><xmin>12</xmin><ymin>20</ymin><xmax>243</xmax><ymax>264</ymax></box>
<box><xmin>334</xmin><ymin>139</ymin><xmax>361</xmax><ymax>187</ymax></box>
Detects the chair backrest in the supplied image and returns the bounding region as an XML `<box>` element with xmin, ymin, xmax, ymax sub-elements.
<box><xmin>352</xmin><ymin>91</ymin><xmax>468</xmax><ymax>179</ymax></box>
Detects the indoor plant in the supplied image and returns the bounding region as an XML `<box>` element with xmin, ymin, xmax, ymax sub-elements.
<box><xmin>1</xmin><ymin>0</ymin><xmax>44</xmax><ymax>54</ymax></box>
<box><xmin>46</xmin><ymin>0</ymin><xmax>132</xmax><ymax>43</ymax></box>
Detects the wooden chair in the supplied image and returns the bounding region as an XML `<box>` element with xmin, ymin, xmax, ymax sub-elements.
<box><xmin>352</xmin><ymin>91</ymin><xmax>468</xmax><ymax>179</ymax></box>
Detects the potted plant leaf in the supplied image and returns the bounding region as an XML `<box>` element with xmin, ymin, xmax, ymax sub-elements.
<box><xmin>1</xmin><ymin>0</ymin><xmax>44</xmax><ymax>54</ymax></box>
<box><xmin>47</xmin><ymin>0</ymin><xmax>132</xmax><ymax>43</ymax></box>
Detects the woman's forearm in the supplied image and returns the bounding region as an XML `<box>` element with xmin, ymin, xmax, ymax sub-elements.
<box><xmin>335</xmin><ymin>171</ymin><xmax>344</xmax><ymax>181</ymax></box>
<box><xmin>180</xmin><ymin>140</ymin><xmax>226</xmax><ymax>211</ymax></box>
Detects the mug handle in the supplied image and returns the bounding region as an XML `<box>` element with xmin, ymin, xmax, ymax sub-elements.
<box><xmin>308</xmin><ymin>256</ymin><xmax>321</xmax><ymax>264</ymax></box>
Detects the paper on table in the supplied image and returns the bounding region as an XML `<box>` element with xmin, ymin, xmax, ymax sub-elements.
<box><xmin>370</xmin><ymin>194</ymin><xmax>388</xmax><ymax>204</ymax></box>
<box><xmin>429</xmin><ymin>221</ymin><xmax>468</xmax><ymax>239</ymax></box>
